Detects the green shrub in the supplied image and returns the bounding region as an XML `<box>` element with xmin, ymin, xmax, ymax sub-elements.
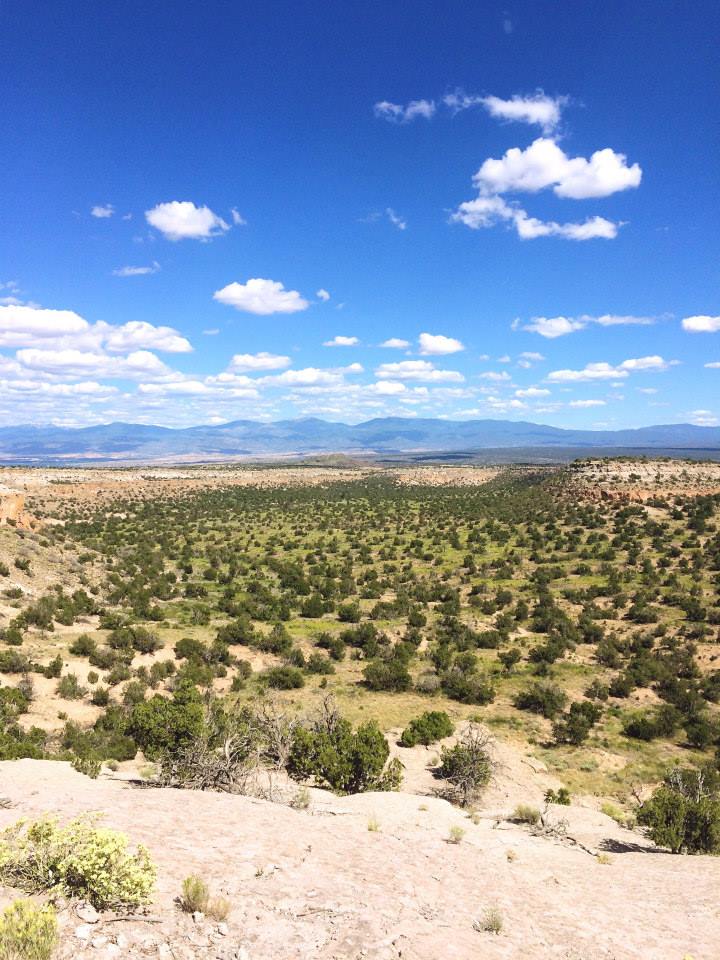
<box><xmin>514</xmin><ymin>682</ymin><xmax>568</xmax><ymax>719</ymax></box>
<box><xmin>545</xmin><ymin>787</ymin><xmax>571</xmax><ymax>806</ymax></box>
<box><xmin>71</xmin><ymin>756</ymin><xmax>102</xmax><ymax>779</ymax></box>
<box><xmin>637</xmin><ymin>767</ymin><xmax>720</xmax><ymax>854</ymax></box>
<box><xmin>437</xmin><ymin>725</ymin><xmax>494</xmax><ymax>807</ymax></box>
<box><xmin>288</xmin><ymin>709</ymin><xmax>401</xmax><ymax>794</ymax></box>
<box><xmin>262</xmin><ymin>666</ymin><xmax>305</xmax><ymax>690</ymax></box>
<box><xmin>56</xmin><ymin>674</ymin><xmax>86</xmax><ymax>701</ymax></box>
<box><xmin>363</xmin><ymin>659</ymin><xmax>411</xmax><ymax>692</ymax></box>
<box><xmin>513</xmin><ymin>803</ymin><xmax>541</xmax><ymax>825</ymax></box>
<box><xmin>0</xmin><ymin>815</ymin><xmax>156</xmax><ymax>910</ymax></box>
<box><xmin>127</xmin><ymin>684</ymin><xmax>204</xmax><ymax>759</ymax></box>
<box><xmin>0</xmin><ymin>899</ymin><xmax>58</xmax><ymax>960</ymax></box>
<box><xmin>400</xmin><ymin>711</ymin><xmax>454</xmax><ymax>747</ymax></box>
<box><xmin>180</xmin><ymin>874</ymin><xmax>209</xmax><ymax>913</ymax></box>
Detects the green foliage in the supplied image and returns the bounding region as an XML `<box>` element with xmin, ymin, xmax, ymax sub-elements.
<box><xmin>262</xmin><ymin>666</ymin><xmax>305</xmax><ymax>690</ymax></box>
<box><xmin>437</xmin><ymin>725</ymin><xmax>494</xmax><ymax>807</ymax></box>
<box><xmin>363</xmin><ymin>659</ymin><xmax>411</xmax><ymax>692</ymax></box>
<box><xmin>400</xmin><ymin>711</ymin><xmax>454</xmax><ymax>747</ymax></box>
<box><xmin>552</xmin><ymin>701</ymin><xmax>602</xmax><ymax>746</ymax></box>
<box><xmin>0</xmin><ymin>816</ymin><xmax>156</xmax><ymax>910</ymax></box>
<box><xmin>127</xmin><ymin>683</ymin><xmax>204</xmax><ymax>759</ymax></box>
<box><xmin>637</xmin><ymin>767</ymin><xmax>720</xmax><ymax>854</ymax></box>
<box><xmin>545</xmin><ymin>787</ymin><xmax>571</xmax><ymax>805</ymax></box>
<box><xmin>0</xmin><ymin>899</ymin><xmax>58</xmax><ymax>960</ymax></box>
<box><xmin>514</xmin><ymin>682</ymin><xmax>568</xmax><ymax>720</ymax></box>
<box><xmin>288</xmin><ymin>706</ymin><xmax>402</xmax><ymax>794</ymax></box>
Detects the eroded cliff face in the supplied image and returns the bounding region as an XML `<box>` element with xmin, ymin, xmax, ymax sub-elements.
<box><xmin>0</xmin><ymin>488</ymin><xmax>37</xmax><ymax>529</ymax></box>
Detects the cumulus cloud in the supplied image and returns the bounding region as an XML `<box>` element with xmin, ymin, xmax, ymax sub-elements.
<box><xmin>479</xmin><ymin>371</ymin><xmax>511</xmax><ymax>381</ymax></box>
<box><xmin>229</xmin><ymin>352</ymin><xmax>291</xmax><ymax>372</ymax></box>
<box><xmin>418</xmin><ymin>332</ymin><xmax>464</xmax><ymax>355</ymax></box>
<box><xmin>0</xmin><ymin>305</ymin><xmax>88</xmax><ymax>347</ymax></box>
<box><xmin>113</xmin><ymin>262</ymin><xmax>160</xmax><ymax>277</ymax></box>
<box><xmin>374</xmin><ymin>360</ymin><xmax>464</xmax><ymax>382</ymax></box>
<box><xmin>91</xmin><ymin>204</ymin><xmax>114</xmax><ymax>218</ymax></box>
<box><xmin>231</xmin><ymin>208</ymin><xmax>246</xmax><ymax>226</ymax></box>
<box><xmin>374</xmin><ymin>99</ymin><xmax>436</xmax><ymax>122</ymax></box>
<box><xmin>521</xmin><ymin>313</ymin><xmax>654</xmax><ymax>338</ymax></box>
<box><xmin>323</xmin><ymin>335</ymin><xmax>359</xmax><ymax>347</ymax></box>
<box><xmin>213</xmin><ymin>278</ymin><xmax>309</xmax><ymax>315</ymax></box>
<box><xmin>453</xmin><ymin>135</ymin><xmax>640</xmax><ymax>242</ymax></box>
<box><xmin>473</xmin><ymin>138</ymin><xmax>642</xmax><ymax>199</ymax></box>
<box><xmin>682</xmin><ymin>315</ymin><xmax>720</xmax><ymax>333</ymax></box>
<box><xmin>101</xmin><ymin>321</ymin><xmax>192</xmax><ymax>354</ymax></box>
<box><xmin>16</xmin><ymin>348</ymin><xmax>171</xmax><ymax>380</ymax></box>
<box><xmin>705</xmin><ymin>361</ymin><xmax>720</xmax><ymax>369</ymax></box>
<box><xmin>570</xmin><ymin>399</ymin><xmax>607</xmax><ymax>408</ymax></box>
<box><xmin>548</xmin><ymin>356</ymin><xmax>676</xmax><ymax>382</ymax></box>
<box><xmin>145</xmin><ymin>201</ymin><xmax>230</xmax><ymax>241</ymax></box>
<box><xmin>515</xmin><ymin>387</ymin><xmax>550</xmax><ymax>398</ymax></box>
<box><xmin>380</xmin><ymin>338</ymin><xmax>409</xmax><ymax>349</ymax></box>
<box><xmin>316</xmin><ymin>288</ymin><xmax>331</xmax><ymax>302</ymax></box>
<box><xmin>451</xmin><ymin>196</ymin><xmax>620</xmax><ymax>241</ymax></box>
<box><xmin>443</xmin><ymin>91</ymin><xmax>567</xmax><ymax>133</ymax></box>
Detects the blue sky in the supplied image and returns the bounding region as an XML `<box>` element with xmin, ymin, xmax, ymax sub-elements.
<box><xmin>1</xmin><ymin>0</ymin><xmax>719</xmax><ymax>429</ymax></box>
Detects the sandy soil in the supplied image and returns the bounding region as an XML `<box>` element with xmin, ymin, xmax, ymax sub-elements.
<box><xmin>570</xmin><ymin>458</ymin><xmax>720</xmax><ymax>501</ymax></box>
<box><xmin>0</xmin><ymin>465</ymin><xmax>502</xmax><ymax>519</ymax></box>
<box><xmin>1</xmin><ymin>756</ymin><xmax>718</xmax><ymax>960</ymax></box>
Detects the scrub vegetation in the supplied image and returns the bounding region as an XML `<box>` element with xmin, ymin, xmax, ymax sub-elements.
<box><xmin>2</xmin><ymin>462</ymin><xmax>720</xmax><ymax>850</ymax></box>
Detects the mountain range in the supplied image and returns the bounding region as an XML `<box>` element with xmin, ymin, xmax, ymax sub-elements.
<box><xmin>0</xmin><ymin>418</ymin><xmax>719</xmax><ymax>463</ymax></box>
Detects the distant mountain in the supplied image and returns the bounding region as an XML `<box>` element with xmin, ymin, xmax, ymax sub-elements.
<box><xmin>0</xmin><ymin>417</ymin><xmax>718</xmax><ymax>463</ymax></box>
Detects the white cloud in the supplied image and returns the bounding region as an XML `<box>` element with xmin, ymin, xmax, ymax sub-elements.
<box><xmin>102</xmin><ymin>321</ymin><xmax>191</xmax><ymax>354</ymax></box>
<box><xmin>228</xmin><ymin>352</ymin><xmax>291</xmax><ymax>372</ymax></box>
<box><xmin>451</xmin><ymin>196</ymin><xmax>620</xmax><ymax>241</ymax></box>
<box><xmin>548</xmin><ymin>362</ymin><xmax>628</xmax><ymax>382</ymax></box>
<box><xmin>213</xmin><ymin>278</ymin><xmax>309</xmax><ymax>315</ymax></box>
<box><xmin>515</xmin><ymin>387</ymin><xmax>550</xmax><ymax>398</ymax></box>
<box><xmin>386</xmin><ymin>208</ymin><xmax>407</xmax><ymax>230</ymax></box>
<box><xmin>0</xmin><ymin>304</ymin><xmax>191</xmax><ymax>358</ymax></box>
<box><xmin>480</xmin><ymin>93</ymin><xmax>567</xmax><ymax>133</ymax></box>
<box><xmin>682</xmin><ymin>315</ymin><xmax>720</xmax><ymax>333</ymax></box>
<box><xmin>619</xmin><ymin>355</ymin><xmax>675</xmax><ymax>372</ymax></box>
<box><xmin>16</xmin><ymin>348</ymin><xmax>171</xmax><ymax>380</ymax></box>
<box><xmin>705</xmin><ymin>361</ymin><xmax>720</xmax><ymax>369</ymax></box>
<box><xmin>519</xmin><ymin>351</ymin><xmax>545</xmax><ymax>361</ymax></box>
<box><xmin>522</xmin><ymin>313</ymin><xmax>654</xmax><ymax>337</ymax></box>
<box><xmin>323</xmin><ymin>335</ymin><xmax>359</xmax><ymax>347</ymax></box>
<box><xmin>261</xmin><ymin>367</ymin><xmax>345</xmax><ymax>387</ymax></box>
<box><xmin>0</xmin><ymin>304</ymin><xmax>88</xmax><ymax>347</ymax></box>
<box><xmin>689</xmin><ymin>410</ymin><xmax>719</xmax><ymax>426</ymax></box>
<box><xmin>231</xmin><ymin>208</ymin><xmax>246</xmax><ymax>226</ymax></box>
<box><xmin>374</xmin><ymin>360</ymin><xmax>464</xmax><ymax>382</ymax></box>
<box><xmin>374</xmin><ymin>99</ymin><xmax>436</xmax><ymax>122</ymax></box>
<box><xmin>479</xmin><ymin>371</ymin><xmax>511</xmax><ymax>381</ymax></box>
<box><xmin>418</xmin><ymin>332</ymin><xmax>464</xmax><ymax>355</ymax></box>
<box><xmin>316</xmin><ymin>288</ymin><xmax>331</xmax><ymax>302</ymax></box>
<box><xmin>112</xmin><ymin>261</ymin><xmax>160</xmax><ymax>277</ymax></box>
<box><xmin>473</xmin><ymin>138</ymin><xmax>642</xmax><ymax>199</ymax></box>
<box><xmin>570</xmin><ymin>399</ymin><xmax>607</xmax><ymax>408</ymax></box>
<box><xmin>145</xmin><ymin>201</ymin><xmax>230</xmax><ymax>241</ymax></box>
<box><xmin>380</xmin><ymin>338</ymin><xmax>410</xmax><ymax>349</ymax></box>
<box><xmin>548</xmin><ymin>356</ymin><xmax>675</xmax><ymax>382</ymax></box>
<box><xmin>91</xmin><ymin>204</ymin><xmax>114</xmax><ymax>218</ymax></box>
<box><xmin>371</xmin><ymin>380</ymin><xmax>407</xmax><ymax>395</ymax></box>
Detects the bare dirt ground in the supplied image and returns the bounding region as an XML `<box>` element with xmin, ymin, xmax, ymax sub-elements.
<box><xmin>569</xmin><ymin>458</ymin><xmax>720</xmax><ymax>501</ymax></box>
<box><xmin>0</xmin><ymin>465</ymin><xmax>501</xmax><ymax>518</ymax></box>
<box><xmin>1</xmin><ymin>757</ymin><xmax>718</xmax><ymax>960</ymax></box>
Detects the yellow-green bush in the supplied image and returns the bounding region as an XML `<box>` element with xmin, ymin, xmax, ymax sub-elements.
<box><xmin>0</xmin><ymin>899</ymin><xmax>58</xmax><ymax>960</ymax></box>
<box><xmin>0</xmin><ymin>816</ymin><xmax>155</xmax><ymax>911</ymax></box>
